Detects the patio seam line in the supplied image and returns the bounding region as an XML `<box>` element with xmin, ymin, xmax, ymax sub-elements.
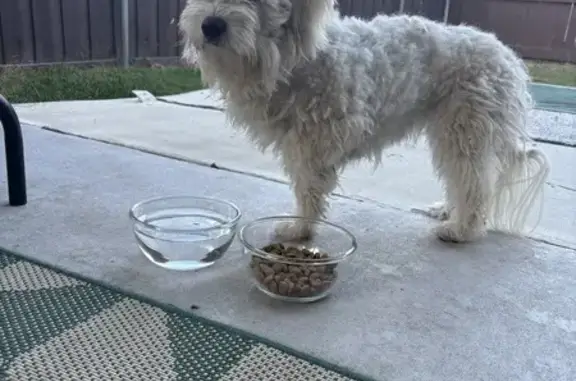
<box><xmin>546</xmin><ymin>182</ymin><xmax>576</xmax><ymax>193</ymax></box>
<box><xmin>156</xmin><ymin>97</ymin><xmax>224</xmax><ymax>112</ymax></box>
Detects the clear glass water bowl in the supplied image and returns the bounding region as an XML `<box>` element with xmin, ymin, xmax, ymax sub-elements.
<box><xmin>238</xmin><ymin>216</ymin><xmax>357</xmax><ymax>303</ymax></box>
<box><xmin>129</xmin><ymin>196</ymin><xmax>241</xmax><ymax>271</ymax></box>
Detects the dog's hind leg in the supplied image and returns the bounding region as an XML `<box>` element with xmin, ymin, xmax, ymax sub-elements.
<box><xmin>427</xmin><ymin>106</ymin><xmax>494</xmax><ymax>243</ymax></box>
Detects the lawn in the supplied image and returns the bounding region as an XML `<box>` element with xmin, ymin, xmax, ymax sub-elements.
<box><xmin>0</xmin><ymin>60</ymin><xmax>574</xmax><ymax>104</ymax></box>
<box><xmin>526</xmin><ymin>60</ymin><xmax>576</xmax><ymax>87</ymax></box>
<box><xmin>0</xmin><ymin>65</ymin><xmax>203</xmax><ymax>103</ymax></box>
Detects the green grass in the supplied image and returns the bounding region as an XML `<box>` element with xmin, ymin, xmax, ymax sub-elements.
<box><xmin>0</xmin><ymin>65</ymin><xmax>204</xmax><ymax>103</ymax></box>
<box><xmin>0</xmin><ymin>60</ymin><xmax>574</xmax><ymax>104</ymax></box>
<box><xmin>526</xmin><ymin>60</ymin><xmax>576</xmax><ymax>87</ymax></box>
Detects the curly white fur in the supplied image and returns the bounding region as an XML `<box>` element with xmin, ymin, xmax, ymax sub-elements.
<box><xmin>179</xmin><ymin>0</ymin><xmax>550</xmax><ymax>243</ymax></box>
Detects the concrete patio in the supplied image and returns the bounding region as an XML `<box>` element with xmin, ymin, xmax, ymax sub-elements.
<box><xmin>12</xmin><ymin>90</ymin><xmax>576</xmax><ymax>248</ymax></box>
<box><xmin>1</xmin><ymin>91</ymin><xmax>575</xmax><ymax>381</ymax></box>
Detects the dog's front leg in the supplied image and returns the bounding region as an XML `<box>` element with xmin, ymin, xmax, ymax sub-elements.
<box><xmin>275</xmin><ymin>163</ymin><xmax>338</xmax><ymax>241</ymax></box>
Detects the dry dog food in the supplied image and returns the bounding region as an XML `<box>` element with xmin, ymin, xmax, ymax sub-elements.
<box><xmin>250</xmin><ymin>243</ymin><xmax>337</xmax><ymax>298</ymax></box>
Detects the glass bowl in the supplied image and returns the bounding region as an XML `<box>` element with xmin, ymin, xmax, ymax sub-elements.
<box><xmin>238</xmin><ymin>216</ymin><xmax>357</xmax><ymax>303</ymax></box>
<box><xmin>129</xmin><ymin>196</ymin><xmax>241</xmax><ymax>271</ymax></box>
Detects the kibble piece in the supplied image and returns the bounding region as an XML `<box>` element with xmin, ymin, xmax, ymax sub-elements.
<box><xmin>287</xmin><ymin>273</ymin><xmax>298</xmax><ymax>283</ymax></box>
<box><xmin>263</xmin><ymin>243</ymin><xmax>283</xmax><ymax>256</ymax></box>
<box><xmin>263</xmin><ymin>274</ymin><xmax>274</xmax><ymax>285</ymax></box>
<box><xmin>254</xmin><ymin>271</ymin><xmax>264</xmax><ymax>283</ymax></box>
<box><xmin>310</xmin><ymin>278</ymin><xmax>322</xmax><ymax>288</ymax></box>
<box><xmin>286</xmin><ymin>248</ymin><xmax>301</xmax><ymax>258</ymax></box>
<box><xmin>298</xmin><ymin>277</ymin><xmax>309</xmax><ymax>285</ymax></box>
<box><xmin>309</xmin><ymin>272</ymin><xmax>321</xmax><ymax>281</ymax></box>
<box><xmin>268</xmin><ymin>280</ymin><xmax>279</xmax><ymax>293</ymax></box>
<box><xmin>288</xmin><ymin>265</ymin><xmax>303</xmax><ymax>275</ymax></box>
<box><xmin>260</xmin><ymin>264</ymin><xmax>275</xmax><ymax>277</ymax></box>
<box><xmin>278</xmin><ymin>281</ymin><xmax>290</xmax><ymax>295</ymax></box>
<box><xmin>272</xmin><ymin>263</ymin><xmax>286</xmax><ymax>272</ymax></box>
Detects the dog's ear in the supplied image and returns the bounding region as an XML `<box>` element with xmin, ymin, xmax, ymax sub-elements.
<box><xmin>287</xmin><ymin>0</ymin><xmax>334</xmax><ymax>59</ymax></box>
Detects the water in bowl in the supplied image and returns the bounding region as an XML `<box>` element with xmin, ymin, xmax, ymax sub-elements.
<box><xmin>134</xmin><ymin>208</ymin><xmax>235</xmax><ymax>271</ymax></box>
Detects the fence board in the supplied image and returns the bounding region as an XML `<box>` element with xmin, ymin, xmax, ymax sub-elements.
<box><xmin>338</xmin><ymin>0</ymin><xmax>354</xmax><ymax>15</ymax></box>
<box><xmin>112</xmin><ymin>0</ymin><xmax>123</xmax><ymax>64</ymax></box>
<box><xmin>351</xmin><ymin>0</ymin><xmax>368</xmax><ymax>17</ymax></box>
<box><xmin>0</xmin><ymin>12</ymin><xmax>4</xmax><ymax>65</ymax></box>
<box><xmin>61</xmin><ymin>0</ymin><xmax>90</xmax><ymax>61</ymax></box>
<box><xmin>460</xmin><ymin>0</ymin><xmax>576</xmax><ymax>63</ymax></box>
<box><xmin>404</xmin><ymin>0</ymin><xmax>447</xmax><ymax>21</ymax></box>
<box><xmin>31</xmin><ymin>0</ymin><xmax>64</xmax><ymax>63</ymax></box>
<box><xmin>136</xmin><ymin>0</ymin><xmax>159</xmax><ymax>57</ymax></box>
<box><xmin>382</xmin><ymin>0</ymin><xmax>402</xmax><ymax>14</ymax></box>
<box><xmin>447</xmin><ymin>0</ymin><xmax>464</xmax><ymax>24</ymax></box>
<box><xmin>88</xmin><ymin>0</ymin><xmax>116</xmax><ymax>59</ymax></box>
<box><xmin>158</xmin><ymin>0</ymin><xmax>180</xmax><ymax>57</ymax></box>
<box><xmin>421</xmin><ymin>0</ymin><xmax>446</xmax><ymax>21</ymax></box>
<box><xmin>0</xmin><ymin>0</ymin><xmax>35</xmax><ymax>63</ymax></box>
<box><xmin>128</xmin><ymin>0</ymin><xmax>138</xmax><ymax>60</ymax></box>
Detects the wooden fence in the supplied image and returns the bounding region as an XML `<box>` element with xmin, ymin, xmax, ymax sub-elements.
<box><xmin>0</xmin><ymin>0</ymin><xmax>187</xmax><ymax>66</ymax></box>
<box><xmin>0</xmin><ymin>0</ymin><xmax>574</xmax><ymax>66</ymax></box>
<box><xmin>458</xmin><ymin>0</ymin><xmax>576</xmax><ymax>63</ymax></box>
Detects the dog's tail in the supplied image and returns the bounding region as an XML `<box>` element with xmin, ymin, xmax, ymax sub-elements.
<box><xmin>488</xmin><ymin>144</ymin><xmax>550</xmax><ymax>235</ymax></box>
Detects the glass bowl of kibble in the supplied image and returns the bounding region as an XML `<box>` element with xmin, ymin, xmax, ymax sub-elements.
<box><xmin>238</xmin><ymin>216</ymin><xmax>357</xmax><ymax>303</ymax></box>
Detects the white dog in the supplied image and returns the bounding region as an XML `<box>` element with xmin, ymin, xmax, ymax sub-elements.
<box><xmin>179</xmin><ymin>0</ymin><xmax>550</xmax><ymax>243</ymax></box>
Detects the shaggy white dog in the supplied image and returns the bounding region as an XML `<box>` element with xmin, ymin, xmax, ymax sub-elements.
<box><xmin>179</xmin><ymin>0</ymin><xmax>550</xmax><ymax>243</ymax></box>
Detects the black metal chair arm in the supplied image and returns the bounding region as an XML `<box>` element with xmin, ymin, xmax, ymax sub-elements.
<box><xmin>0</xmin><ymin>94</ymin><xmax>27</xmax><ymax>206</ymax></box>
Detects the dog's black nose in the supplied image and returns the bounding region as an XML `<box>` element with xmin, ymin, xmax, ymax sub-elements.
<box><xmin>201</xmin><ymin>16</ymin><xmax>227</xmax><ymax>42</ymax></box>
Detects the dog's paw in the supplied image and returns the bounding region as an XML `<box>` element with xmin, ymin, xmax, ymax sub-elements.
<box><xmin>274</xmin><ymin>221</ymin><xmax>313</xmax><ymax>242</ymax></box>
<box><xmin>433</xmin><ymin>221</ymin><xmax>486</xmax><ymax>243</ymax></box>
<box><xmin>423</xmin><ymin>202</ymin><xmax>452</xmax><ymax>221</ymax></box>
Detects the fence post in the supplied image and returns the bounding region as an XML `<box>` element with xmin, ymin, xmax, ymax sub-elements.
<box><xmin>443</xmin><ymin>0</ymin><xmax>451</xmax><ymax>23</ymax></box>
<box><xmin>121</xmin><ymin>0</ymin><xmax>130</xmax><ymax>68</ymax></box>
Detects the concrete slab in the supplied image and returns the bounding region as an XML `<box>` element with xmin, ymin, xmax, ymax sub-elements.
<box><xmin>13</xmin><ymin>102</ymin><xmax>576</xmax><ymax>249</ymax></box>
<box><xmin>1</xmin><ymin>127</ymin><xmax>575</xmax><ymax>381</ymax></box>
<box><xmin>158</xmin><ymin>87</ymin><xmax>576</xmax><ymax>146</ymax></box>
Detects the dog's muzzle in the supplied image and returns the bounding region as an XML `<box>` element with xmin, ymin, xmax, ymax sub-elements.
<box><xmin>201</xmin><ymin>16</ymin><xmax>227</xmax><ymax>43</ymax></box>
